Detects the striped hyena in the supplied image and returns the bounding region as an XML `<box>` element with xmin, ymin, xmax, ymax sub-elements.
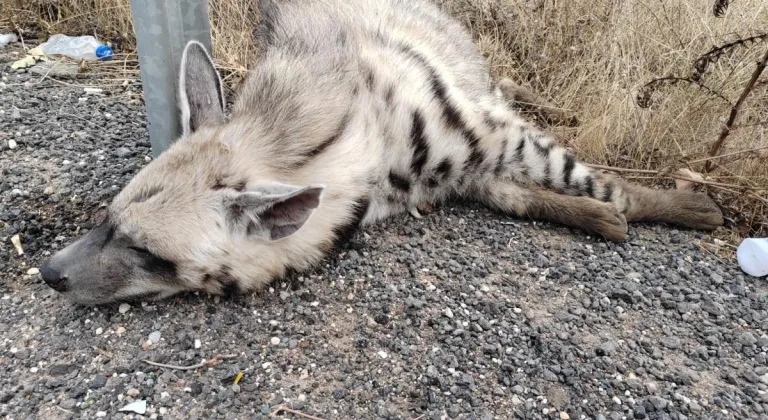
<box><xmin>40</xmin><ymin>0</ymin><xmax>722</xmax><ymax>305</ymax></box>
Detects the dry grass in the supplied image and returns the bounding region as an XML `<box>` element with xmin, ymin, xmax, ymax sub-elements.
<box><xmin>1</xmin><ymin>0</ymin><xmax>767</xmax><ymax>238</ymax></box>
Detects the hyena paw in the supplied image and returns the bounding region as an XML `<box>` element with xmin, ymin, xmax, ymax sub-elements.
<box><xmin>583</xmin><ymin>202</ymin><xmax>628</xmax><ymax>242</ymax></box>
<box><xmin>410</xmin><ymin>202</ymin><xmax>436</xmax><ymax>219</ymax></box>
<box><xmin>671</xmin><ymin>191</ymin><xmax>724</xmax><ymax>231</ymax></box>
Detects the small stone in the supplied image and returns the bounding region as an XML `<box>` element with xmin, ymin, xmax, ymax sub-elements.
<box><xmin>648</xmin><ymin>396</ymin><xmax>668</xmax><ymax>410</ymax></box>
<box><xmin>116</xmin><ymin>327</ymin><xmax>126</xmax><ymax>335</ymax></box>
<box><xmin>378</xmin><ymin>350</ymin><xmax>388</xmax><ymax>359</ymax></box>
<box><xmin>661</xmin><ymin>337</ymin><xmax>680</xmax><ymax>349</ymax></box>
<box><xmin>43</xmin><ymin>186</ymin><xmax>55</xmax><ymax>195</ymax></box>
<box><xmin>118</xmin><ymin>303</ymin><xmax>131</xmax><ymax>314</ymax></box>
<box><xmin>126</xmin><ymin>388</ymin><xmax>140</xmax><ymax>398</ymax></box>
<box><xmin>560</xmin><ymin>412</ymin><xmax>570</xmax><ymax>419</ymax></box>
<box><xmin>597</xmin><ymin>341</ymin><xmax>617</xmax><ymax>356</ymax></box>
<box><xmin>543</xmin><ymin>369</ymin><xmax>558</xmax><ymax>382</ymax></box>
<box><xmin>270</xmin><ymin>337</ymin><xmax>281</xmax><ymax>346</ymax></box>
<box><xmin>26</xmin><ymin>268</ymin><xmax>39</xmax><ymax>275</ymax></box>
<box><xmin>444</xmin><ymin>308</ymin><xmax>454</xmax><ymax>318</ymax></box>
<box><xmin>95</xmin><ymin>411</ymin><xmax>107</xmax><ymax>417</ymax></box>
<box><xmin>8</xmin><ymin>139</ymin><xmax>17</xmax><ymax>150</ymax></box>
<box><xmin>90</xmin><ymin>374</ymin><xmax>107</xmax><ymax>389</ymax></box>
<box><xmin>511</xmin><ymin>395</ymin><xmax>523</xmax><ymax>405</ymax></box>
<box><xmin>739</xmin><ymin>332</ymin><xmax>758</xmax><ymax>346</ymax></box>
<box><xmin>512</xmin><ymin>385</ymin><xmax>524</xmax><ymax>394</ymax></box>
<box><xmin>148</xmin><ymin>331</ymin><xmax>161</xmax><ymax>343</ymax></box>
<box><xmin>11</xmin><ymin>107</ymin><xmax>21</xmax><ymax>119</ymax></box>
<box><xmin>95</xmin><ymin>327</ymin><xmax>103</xmax><ymax>335</ymax></box>
<box><xmin>688</xmin><ymin>401</ymin><xmax>702</xmax><ymax>413</ymax></box>
<box><xmin>613</xmin><ymin>396</ymin><xmax>622</xmax><ymax>405</ymax></box>
<box><xmin>646</xmin><ymin>382</ymin><xmax>659</xmax><ymax>394</ymax></box>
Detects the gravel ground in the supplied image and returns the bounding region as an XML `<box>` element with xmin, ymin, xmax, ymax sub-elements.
<box><xmin>2</xmin><ymin>45</ymin><xmax>768</xmax><ymax>420</ymax></box>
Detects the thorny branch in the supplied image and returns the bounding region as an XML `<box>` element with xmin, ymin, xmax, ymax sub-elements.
<box><xmin>693</xmin><ymin>33</ymin><xmax>768</xmax><ymax>81</ymax></box>
<box><xmin>713</xmin><ymin>0</ymin><xmax>732</xmax><ymax>18</ymax></box>
<box><xmin>636</xmin><ymin>77</ymin><xmax>732</xmax><ymax>109</ymax></box>
<box><xmin>705</xmin><ymin>48</ymin><xmax>768</xmax><ymax>172</ymax></box>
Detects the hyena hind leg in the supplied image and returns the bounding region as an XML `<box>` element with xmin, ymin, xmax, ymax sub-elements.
<box><xmin>618</xmin><ymin>179</ymin><xmax>724</xmax><ymax>230</ymax></box>
<box><xmin>478</xmin><ymin>180</ymin><xmax>629</xmax><ymax>241</ymax></box>
<box><xmin>495</xmin><ymin>78</ymin><xmax>579</xmax><ymax>128</ymax></box>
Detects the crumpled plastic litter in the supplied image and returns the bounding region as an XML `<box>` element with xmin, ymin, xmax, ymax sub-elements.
<box><xmin>118</xmin><ymin>400</ymin><xmax>147</xmax><ymax>415</ymax></box>
<box><xmin>0</xmin><ymin>33</ymin><xmax>18</xmax><ymax>48</ymax></box>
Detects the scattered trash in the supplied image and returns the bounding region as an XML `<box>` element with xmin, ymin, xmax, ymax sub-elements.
<box><xmin>148</xmin><ymin>331</ymin><xmax>161</xmax><ymax>343</ymax></box>
<box><xmin>84</xmin><ymin>87</ymin><xmax>104</xmax><ymax>95</ymax></box>
<box><xmin>40</xmin><ymin>34</ymin><xmax>112</xmax><ymax>61</ymax></box>
<box><xmin>0</xmin><ymin>33</ymin><xmax>18</xmax><ymax>48</ymax></box>
<box><xmin>737</xmin><ymin>237</ymin><xmax>768</xmax><ymax>277</ymax></box>
<box><xmin>234</xmin><ymin>371</ymin><xmax>244</xmax><ymax>385</ymax></box>
<box><xmin>11</xmin><ymin>235</ymin><xmax>24</xmax><ymax>255</ymax></box>
<box><xmin>10</xmin><ymin>46</ymin><xmax>46</xmax><ymax>70</ymax></box>
<box><xmin>118</xmin><ymin>400</ymin><xmax>147</xmax><ymax>415</ymax></box>
<box><xmin>11</xmin><ymin>55</ymin><xmax>36</xmax><ymax>70</ymax></box>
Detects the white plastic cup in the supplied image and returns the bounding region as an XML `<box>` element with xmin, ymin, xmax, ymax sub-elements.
<box><xmin>737</xmin><ymin>238</ymin><xmax>768</xmax><ymax>278</ymax></box>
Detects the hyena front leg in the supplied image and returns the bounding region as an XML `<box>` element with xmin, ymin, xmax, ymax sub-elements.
<box><xmin>473</xmin><ymin>119</ymin><xmax>723</xmax><ymax>240</ymax></box>
<box><xmin>478</xmin><ymin>180</ymin><xmax>629</xmax><ymax>241</ymax></box>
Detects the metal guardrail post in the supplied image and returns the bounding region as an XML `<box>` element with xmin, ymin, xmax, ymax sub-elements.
<box><xmin>129</xmin><ymin>0</ymin><xmax>213</xmax><ymax>156</ymax></box>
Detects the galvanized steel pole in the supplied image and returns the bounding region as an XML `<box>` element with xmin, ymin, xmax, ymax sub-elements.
<box><xmin>129</xmin><ymin>0</ymin><xmax>213</xmax><ymax>156</ymax></box>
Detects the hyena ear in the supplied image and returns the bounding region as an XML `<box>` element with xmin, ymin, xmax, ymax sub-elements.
<box><xmin>178</xmin><ymin>40</ymin><xmax>226</xmax><ymax>136</ymax></box>
<box><xmin>224</xmin><ymin>184</ymin><xmax>325</xmax><ymax>241</ymax></box>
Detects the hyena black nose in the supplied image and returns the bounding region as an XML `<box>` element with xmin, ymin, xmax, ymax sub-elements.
<box><xmin>40</xmin><ymin>261</ymin><xmax>69</xmax><ymax>292</ymax></box>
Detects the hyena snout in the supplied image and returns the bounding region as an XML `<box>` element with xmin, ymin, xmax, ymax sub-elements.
<box><xmin>40</xmin><ymin>259</ymin><xmax>69</xmax><ymax>292</ymax></box>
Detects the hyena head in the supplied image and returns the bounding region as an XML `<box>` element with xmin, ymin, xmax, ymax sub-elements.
<box><xmin>40</xmin><ymin>41</ymin><xmax>324</xmax><ymax>305</ymax></box>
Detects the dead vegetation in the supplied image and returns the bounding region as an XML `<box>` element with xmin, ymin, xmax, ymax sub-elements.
<box><xmin>1</xmin><ymin>0</ymin><xmax>766</xmax><ymax>240</ymax></box>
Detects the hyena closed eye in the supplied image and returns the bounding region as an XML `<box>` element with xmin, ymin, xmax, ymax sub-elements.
<box><xmin>40</xmin><ymin>0</ymin><xmax>723</xmax><ymax>305</ymax></box>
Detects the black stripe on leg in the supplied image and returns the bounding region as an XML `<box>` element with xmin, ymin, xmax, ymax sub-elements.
<box><xmin>331</xmin><ymin>197</ymin><xmax>371</xmax><ymax>250</ymax></box>
<box><xmin>532</xmin><ymin>138</ymin><xmax>553</xmax><ymax>158</ymax></box>
<box><xmin>602</xmin><ymin>183</ymin><xmax>614</xmax><ymax>202</ymax></box>
<box><xmin>436</xmin><ymin>158</ymin><xmax>452</xmax><ymax>180</ymax></box>
<box><xmin>563</xmin><ymin>154</ymin><xmax>576</xmax><ymax>187</ymax></box>
<box><xmin>494</xmin><ymin>138</ymin><xmax>508</xmax><ymax>177</ymax></box>
<box><xmin>514</xmin><ymin>137</ymin><xmax>526</xmax><ymax>162</ymax></box>
<box><xmin>584</xmin><ymin>176</ymin><xmax>595</xmax><ymax>198</ymax></box>
<box><xmin>409</xmin><ymin>111</ymin><xmax>430</xmax><ymax>177</ymax></box>
<box><xmin>388</xmin><ymin>171</ymin><xmax>411</xmax><ymax>192</ymax></box>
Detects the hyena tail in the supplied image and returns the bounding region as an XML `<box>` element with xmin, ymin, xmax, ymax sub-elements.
<box><xmin>477</xmin><ymin>110</ymin><xmax>723</xmax><ymax>240</ymax></box>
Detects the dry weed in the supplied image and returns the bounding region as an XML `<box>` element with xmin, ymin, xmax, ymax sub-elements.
<box><xmin>1</xmin><ymin>0</ymin><xmax>766</xmax><ymax>239</ymax></box>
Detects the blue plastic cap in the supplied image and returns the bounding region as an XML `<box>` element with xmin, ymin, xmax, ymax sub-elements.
<box><xmin>95</xmin><ymin>45</ymin><xmax>113</xmax><ymax>60</ymax></box>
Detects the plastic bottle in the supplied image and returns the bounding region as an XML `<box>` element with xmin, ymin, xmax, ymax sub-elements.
<box><xmin>737</xmin><ymin>238</ymin><xmax>768</xmax><ymax>278</ymax></box>
<box><xmin>40</xmin><ymin>34</ymin><xmax>113</xmax><ymax>61</ymax></box>
<box><xmin>0</xmin><ymin>33</ymin><xmax>18</xmax><ymax>48</ymax></box>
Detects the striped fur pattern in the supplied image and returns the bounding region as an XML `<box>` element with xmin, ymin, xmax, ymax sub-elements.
<box><xmin>40</xmin><ymin>0</ymin><xmax>723</xmax><ymax>305</ymax></box>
